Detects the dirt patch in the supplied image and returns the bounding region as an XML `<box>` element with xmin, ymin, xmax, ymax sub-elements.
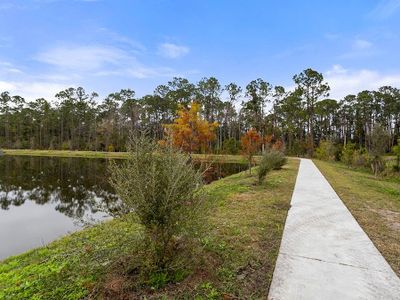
<box><xmin>371</xmin><ymin>208</ymin><xmax>400</xmax><ymax>231</ymax></box>
<box><xmin>100</xmin><ymin>274</ymin><xmax>133</xmax><ymax>300</ymax></box>
<box><xmin>232</xmin><ymin>192</ymin><xmax>256</xmax><ymax>201</ymax></box>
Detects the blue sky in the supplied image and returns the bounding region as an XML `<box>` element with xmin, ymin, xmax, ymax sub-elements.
<box><xmin>0</xmin><ymin>0</ymin><xmax>400</xmax><ymax>101</ymax></box>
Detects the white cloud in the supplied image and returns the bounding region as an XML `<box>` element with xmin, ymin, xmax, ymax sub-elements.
<box><xmin>0</xmin><ymin>81</ymin><xmax>16</xmax><ymax>91</ymax></box>
<box><xmin>96</xmin><ymin>27</ymin><xmax>146</xmax><ymax>53</ymax></box>
<box><xmin>158</xmin><ymin>43</ymin><xmax>189</xmax><ymax>59</ymax></box>
<box><xmin>93</xmin><ymin>66</ymin><xmax>176</xmax><ymax>79</ymax></box>
<box><xmin>0</xmin><ymin>61</ymin><xmax>68</xmax><ymax>100</ymax></box>
<box><xmin>353</xmin><ymin>39</ymin><xmax>372</xmax><ymax>50</ymax></box>
<box><xmin>0</xmin><ymin>80</ymin><xmax>70</xmax><ymax>100</ymax></box>
<box><xmin>326</xmin><ymin>64</ymin><xmax>347</xmax><ymax>75</ymax></box>
<box><xmin>324</xmin><ymin>33</ymin><xmax>341</xmax><ymax>40</ymax></box>
<box><xmin>324</xmin><ymin>65</ymin><xmax>400</xmax><ymax>99</ymax></box>
<box><xmin>0</xmin><ymin>41</ymin><xmax>185</xmax><ymax>100</ymax></box>
<box><xmin>339</xmin><ymin>38</ymin><xmax>376</xmax><ymax>59</ymax></box>
<box><xmin>0</xmin><ymin>61</ymin><xmax>24</xmax><ymax>75</ymax></box>
<box><xmin>369</xmin><ymin>0</ymin><xmax>400</xmax><ymax>19</ymax></box>
<box><xmin>36</xmin><ymin>45</ymin><xmax>132</xmax><ymax>71</ymax></box>
<box><xmin>35</xmin><ymin>44</ymin><xmax>180</xmax><ymax>79</ymax></box>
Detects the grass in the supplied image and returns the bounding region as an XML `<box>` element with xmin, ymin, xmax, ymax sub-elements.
<box><xmin>0</xmin><ymin>158</ymin><xmax>299</xmax><ymax>299</ymax></box>
<box><xmin>314</xmin><ymin>160</ymin><xmax>400</xmax><ymax>276</ymax></box>
<box><xmin>1</xmin><ymin>149</ymin><xmax>260</xmax><ymax>163</ymax></box>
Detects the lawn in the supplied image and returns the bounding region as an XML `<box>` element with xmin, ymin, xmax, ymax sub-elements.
<box><xmin>1</xmin><ymin>149</ymin><xmax>260</xmax><ymax>164</ymax></box>
<box><xmin>314</xmin><ymin>160</ymin><xmax>400</xmax><ymax>276</ymax></box>
<box><xmin>0</xmin><ymin>158</ymin><xmax>299</xmax><ymax>299</ymax></box>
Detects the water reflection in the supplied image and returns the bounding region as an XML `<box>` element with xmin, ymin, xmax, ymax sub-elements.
<box><xmin>0</xmin><ymin>156</ymin><xmax>118</xmax><ymax>219</ymax></box>
<box><xmin>0</xmin><ymin>155</ymin><xmax>247</xmax><ymax>259</ymax></box>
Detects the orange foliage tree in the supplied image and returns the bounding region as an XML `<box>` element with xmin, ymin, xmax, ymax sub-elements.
<box><xmin>241</xmin><ymin>128</ymin><xmax>262</xmax><ymax>174</ymax></box>
<box><xmin>164</xmin><ymin>102</ymin><xmax>218</xmax><ymax>153</ymax></box>
<box><xmin>264</xmin><ymin>134</ymin><xmax>285</xmax><ymax>152</ymax></box>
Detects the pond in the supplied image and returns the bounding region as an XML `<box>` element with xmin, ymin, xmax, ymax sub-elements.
<box><xmin>0</xmin><ymin>155</ymin><xmax>247</xmax><ymax>260</ymax></box>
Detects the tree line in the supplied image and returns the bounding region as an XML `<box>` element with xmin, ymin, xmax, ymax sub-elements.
<box><xmin>1</xmin><ymin>68</ymin><xmax>399</xmax><ymax>155</ymax></box>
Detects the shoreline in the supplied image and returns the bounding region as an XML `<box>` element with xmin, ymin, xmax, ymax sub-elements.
<box><xmin>1</xmin><ymin>149</ymin><xmax>261</xmax><ymax>163</ymax></box>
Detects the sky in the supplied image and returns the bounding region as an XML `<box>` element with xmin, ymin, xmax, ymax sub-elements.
<box><xmin>0</xmin><ymin>0</ymin><xmax>400</xmax><ymax>101</ymax></box>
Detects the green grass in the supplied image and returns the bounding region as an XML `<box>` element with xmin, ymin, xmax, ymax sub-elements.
<box><xmin>0</xmin><ymin>158</ymin><xmax>299</xmax><ymax>299</ymax></box>
<box><xmin>314</xmin><ymin>160</ymin><xmax>400</xmax><ymax>276</ymax></box>
<box><xmin>1</xmin><ymin>149</ymin><xmax>260</xmax><ymax>163</ymax></box>
<box><xmin>0</xmin><ymin>220</ymin><xmax>142</xmax><ymax>300</ymax></box>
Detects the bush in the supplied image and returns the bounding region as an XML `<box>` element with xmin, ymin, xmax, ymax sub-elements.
<box><xmin>222</xmin><ymin>138</ymin><xmax>239</xmax><ymax>154</ymax></box>
<box><xmin>369</xmin><ymin>125</ymin><xmax>389</xmax><ymax>176</ymax></box>
<box><xmin>315</xmin><ymin>140</ymin><xmax>337</xmax><ymax>161</ymax></box>
<box><xmin>392</xmin><ymin>139</ymin><xmax>400</xmax><ymax>172</ymax></box>
<box><xmin>107</xmin><ymin>144</ymin><xmax>115</xmax><ymax>152</ymax></box>
<box><xmin>257</xmin><ymin>150</ymin><xmax>287</xmax><ymax>184</ymax></box>
<box><xmin>341</xmin><ymin>143</ymin><xmax>356</xmax><ymax>166</ymax></box>
<box><xmin>286</xmin><ymin>139</ymin><xmax>308</xmax><ymax>157</ymax></box>
<box><xmin>109</xmin><ymin>136</ymin><xmax>206</xmax><ymax>275</ymax></box>
<box><xmin>271</xmin><ymin>139</ymin><xmax>285</xmax><ymax>152</ymax></box>
<box><xmin>61</xmin><ymin>140</ymin><xmax>71</xmax><ymax>150</ymax></box>
<box><xmin>352</xmin><ymin>148</ymin><xmax>369</xmax><ymax>168</ymax></box>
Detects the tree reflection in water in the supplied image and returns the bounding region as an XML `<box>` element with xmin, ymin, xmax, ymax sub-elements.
<box><xmin>0</xmin><ymin>156</ymin><xmax>119</xmax><ymax>221</ymax></box>
<box><xmin>0</xmin><ymin>156</ymin><xmax>248</xmax><ymax>221</ymax></box>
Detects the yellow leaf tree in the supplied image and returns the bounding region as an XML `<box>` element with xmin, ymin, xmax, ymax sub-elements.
<box><xmin>164</xmin><ymin>102</ymin><xmax>218</xmax><ymax>153</ymax></box>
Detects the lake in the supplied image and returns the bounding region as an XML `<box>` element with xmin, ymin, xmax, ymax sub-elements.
<box><xmin>0</xmin><ymin>155</ymin><xmax>247</xmax><ymax>260</ymax></box>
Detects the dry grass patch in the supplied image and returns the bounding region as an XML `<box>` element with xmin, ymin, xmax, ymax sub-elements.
<box><xmin>194</xmin><ymin>158</ymin><xmax>299</xmax><ymax>298</ymax></box>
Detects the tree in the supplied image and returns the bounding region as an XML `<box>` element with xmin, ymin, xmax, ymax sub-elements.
<box><xmin>0</xmin><ymin>92</ymin><xmax>12</xmax><ymax>148</ymax></box>
<box><xmin>274</xmin><ymin>89</ymin><xmax>306</xmax><ymax>154</ymax></box>
<box><xmin>241</xmin><ymin>79</ymin><xmax>271</xmax><ymax>134</ymax></box>
<box><xmin>1</xmin><ymin>71</ymin><xmax>400</xmax><ymax>162</ymax></box>
<box><xmin>109</xmin><ymin>135</ymin><xmax>206</xmax><ymax>273</ymax></box>
<box><xmin>315</xmin><ymin>99</ymin><xmax>340</xmax><ymax>141</ymax></box>
<box><xmin>225</xmin><ymin>83</ymin><xmax>242</xmax><ymax>104</ymax></box>
<box><xmin>224</xmin><ymin>82</ymin><xmax>242</xmax><ymax>140</ymax></box>
<box><xmin>293</xmin><ymin>68</ymin><xmax>330</xmax><ymax>156</ymax></box>
<box><xmin>164</xmin><ymin>102</ymin><xmax>218</xmax><ymax>153</ymax></box>
<box><xmin>392</xmin><ymin>139</ymin><xmax>400</xmax><ymax>172</ymax></box>
<box><xmin>163</xmin><ymin>77</ymin><xmax>196</xmax><ymax>108</ymax></box>
<box><xmin>240</xmin><ymin>128</ymin><xmax>262</xmax><ymax>174</ymax></box>
<box><xmin>369</xmin><ymin>125</ymin><xmax>390</xmax><ymax>176</ymax></box>
<box><xmin>196</xmin><ymin>77</ymin><xmax>222</xmax><ymax>122</ymax></box>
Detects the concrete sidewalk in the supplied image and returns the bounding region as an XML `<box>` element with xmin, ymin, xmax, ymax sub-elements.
<box><xmin>268</xmin><ymin>159</ymin><xmax>400</xmax><ymax>299</ymax></box>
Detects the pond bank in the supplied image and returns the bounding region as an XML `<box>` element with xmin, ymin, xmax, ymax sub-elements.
<box><xmin>0</xmin><ymin>158</ymin><xmax>299</xmax><ymax>299</ymax></box>
<box><xmin>1</xmin><ymin>149</ymin><xmax>261</xmax><ymax>163</ymax></box>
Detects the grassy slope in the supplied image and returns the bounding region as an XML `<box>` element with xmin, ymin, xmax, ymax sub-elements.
<box><xmin>0</xmin><ymin>159</ymin><xmax>299</xmax><ymax>299</ymax></box>
<box><xmin>314</xmin><ymin>160</ymin><xmax>400</xmax><ymax>276</ymax></box>
<box><xmin>1</xmin><ymin>149</ymin><xmax>260</xmax><ymax>163</ymax></box>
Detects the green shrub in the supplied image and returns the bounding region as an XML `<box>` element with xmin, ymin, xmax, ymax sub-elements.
<box><xmin>315</xmin><ymin>140</ymin><xmax>337</xmax><ymax>161</ymax></box>
<box><xmin>369</xmin><ymin>125</ymin><xmax>389</xmax><ymax>176</ymax></box>
<box><xmin>341</xmin><ymin>143</ymin><xmax>356</xmax><ymax>166</ymax></box>
<box><xmin>109</xmin><ymin>135</ymin><xmax>206</xmax><ymax>276</ymax></box>
<box><xmin>257</xmin><ymin>150</ymin><xmax>287</xmax><ymax>184</ymax></box>
<box><xmin>61</xmin><ymin>140</ymin><xmax>71</xmax><ymax>150</ymax></box>
<box><xmin>392</xmin><ymin>139</ymin><xmax>400</xmax><ymax>172</ymax></box>
<box><xmin>107</xmin><ymin>144</ymin><xmax>115</xmax><ymax>152</ymax></box>
<box><xmin>352</xmin><ymin>148</ymin><xmax>370</xmax><ymax>168</ymax></box>
<box><xmin>222</xmin><ymin>138</ymin><xmax>240</xmax><ymax>155</ymax></box>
